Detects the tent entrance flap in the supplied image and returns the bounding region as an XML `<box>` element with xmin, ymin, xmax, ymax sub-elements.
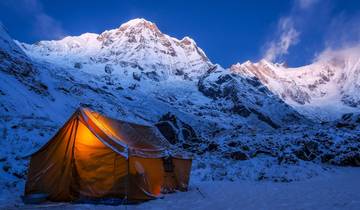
<box><xmin>74</xmin><ymin>121</ymin><xmax>127</xmax><ymax>199</ymax></box>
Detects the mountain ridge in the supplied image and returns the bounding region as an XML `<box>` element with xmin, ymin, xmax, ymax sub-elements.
<box><xmin>17</xmin><ymin>18</ymin><xmax>360</xmax><ymax>120</ymax></box>
<box><xmin>230</xmin><ymin>46</ymin><xmax>360</xmax><ymax>120</ymax></box>
<box><xmin>1</xmin><ymin>19</ymin><xmax>360</xmax><ymax>203</ymax></box>
<box><xmin>19</xmin><ymin>18</ymin><xmax>212</xmax><ymax>80</ymax></box>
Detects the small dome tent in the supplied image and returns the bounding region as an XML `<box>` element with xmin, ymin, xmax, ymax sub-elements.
<box><xmin>24</xmin><ymin>108</ymin><xmax>192</xmax><ymax>203</ymax></box>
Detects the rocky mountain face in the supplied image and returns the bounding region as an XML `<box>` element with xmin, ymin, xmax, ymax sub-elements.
<box><xmin>230</xmin><ymin>48</ymin><xmax>360</xmax><ymax>120</ymax></box>
<box><xmin>1</xmin><ymin>18</ymin><xmax>360</xmax><ymax>201</ymax></box>
<box><xmin>0</xmin><ymin>23</ymin><xmax>48</xmax><ymax>97</ymax></box>
<box><xmin>16</xmin><ymin>18</ymin><xmax>306</xmax><ymax>131</ymax></box>
<box><xmin>198</xmin><ymin>65</ymin><xmax>306</xmax><ymax>128</ymax></box>
<box><xmin>19</xmin><ymin>18</ymin><xmax>212</xmax><ymax>80</ymax></box>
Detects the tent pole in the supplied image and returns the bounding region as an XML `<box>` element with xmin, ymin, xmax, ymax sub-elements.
<box><xmin>126</xmin><ymin>149</ymin><xmax>130</xmax><ymax>208</ymax></box>
<box><xmin>70</xmin><ymin>115</ymin><xmax>80</xmax><ymax>201</ymax></box>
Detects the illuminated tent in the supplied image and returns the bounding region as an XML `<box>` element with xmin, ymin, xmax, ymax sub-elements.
<box><xmin>24</xmin><ymin>108</ymin><xmax>192</xmax><ymax>202</ymax></box>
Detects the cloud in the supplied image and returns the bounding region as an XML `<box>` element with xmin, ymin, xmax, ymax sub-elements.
<box><xmin>264</xmin><ymin>17</ymin><xmax>300</xmax><ymax>62</ymax></box>
<box><xmin>324</xmin><ymin>12</ymin><xmax>360</xmax><ymax>50</ymax></box>
<box><xmin>263</xmin><ymin>0</ymin><xmax>319</xmax><ymax>62</ymax></box>
<box><xmin>33</xmin><ymin>13</ymin><xmax>65</xmax><ymax>39</ymax></box>
<box><xmin>297</xmin><ymin>0</ymin><xmax>319</xmax><ymax>10</ymax></box>
<box><xmin>263</xmin><ymin>0</ymin><xmax>360</xmax><ymax>65</ymax></box>
<box><xmin>314</xmin><ymin>43</ymin><xmax>360</xmax><ymax>63</ymax></box>
<box><xmin>310</xmin><ymin>11</ymin><xmax>360</xmax><ymax>64</ymax></box>
<box><xmin>1</xmin><ymin>0</ymin><xmax>66</xmax><ymax>40</ymax></box>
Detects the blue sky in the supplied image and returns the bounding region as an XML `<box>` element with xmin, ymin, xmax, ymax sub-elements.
<box><xmin>0</xmin><ymin>0</ymin><xmax>359</xmax><ymax>67</ymax></box>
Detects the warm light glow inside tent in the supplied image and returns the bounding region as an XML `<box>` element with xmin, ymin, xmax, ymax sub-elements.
<box><xmin>24</xmin><ymin>107</ymin><xmax>192</xmax><ymax>203</ymax></box>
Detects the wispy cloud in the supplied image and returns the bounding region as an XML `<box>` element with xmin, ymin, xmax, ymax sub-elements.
<box><xmin>297</xmin><ymin>0</ymin><xmax>319</xmax><ymax>10</ymax></box>
<box><xmin>263</xmin><ymin>0</ymin><xmax>360</xmax><ymax>64</ymax></box>
<box><xmin>33</xmin><ymin>13</ymin><xmax>65</xmax><ymax>39</ymax></box>
<box><xmin>312</xmin><ymin>10</ymin><xmax>360</xmax><ymax>62</ymax></box>
<box><xmin>324</xmin><ymin>12</ymin><xmax>360</xmax><ymax>50</ymax></box>
<box><xmin>263</xmin><ymin>0</ymin><xmax>319</xmax><ymax>62</ymax></box>
<box><xmin>264</xmin><ymin>17</ymin><xmax>300</xmax><ymax>62</ymax></box>
<box><xmin>1</xmin><ymin>0</ymin><xmax>65</xmax><ymax>40</ymax></box>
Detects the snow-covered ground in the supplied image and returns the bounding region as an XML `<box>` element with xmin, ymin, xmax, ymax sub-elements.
<box><xmin>1</xmin><ymin>18</ymin><xmax>360</xmax><ymax>210</ymax></box>
<box><xmin>2</xmin><ymin>168</ymin><xmax>360</xmax><ymax>210</ymax></box>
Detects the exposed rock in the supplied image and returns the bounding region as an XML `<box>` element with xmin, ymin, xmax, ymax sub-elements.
<box><xmin>227</xmin><ymin>141</ymin><xmax>240</xmax><ymax>147</ymax></box>
<box><xmin>155</xmin><ymin>121</ymin><xmax>177</xmax><ymax>144</ymax></box>
<box><xmin>249</xmin><ymin>108</ymin><xmax>280</xmax><ymax>129</ymax></box>
<box><xmin>206</xmin><ymin>142</ymin><xmax>219</xmax><ymax>152</ymax></box>
<box><xmin>336</xmin><ymin>152</ymin><xmax>360</xmax><ymax>166</ymax></box>
<box><xmin>278</xmin><ymin>153</ymin><xmax>299</xmax><ymax>165</ymax></box>
<box><xmin>321</xmin><ymin>153</ymin><xmax>335</xmax><ymax>164</ymax></box>
<box><xmin>155</xmin><ymin>112</ymin><xmax>200</xmax><ymax>145</ymax></box>
<box><xmin>0</xmin><ymin>35</ymin><xmax>49</xmax><ymax>96</ymax></box>
<box><xmin>335</xmin><ymin>122</ymin><xmax>356</xmax><ymax>129</ymax></box>
<box><xmin>145</xmin><ymin>71</ymin><xmax>160</xmax><ymax>81</ymax></box>
<box><xmin>132</xmin><ymin>72</ymin><xmax>141</xmax><ymax>81</ymax></box>
<box><xmin>335</xmin><ymin>113</ymin><xmax>360</xmax><ymax>129</ymax></box>
<box><xmin>231</xmin><ymin>104</ymin><xmax>251</xmax><ymax>117</ymax></box>
<box><xmin>22</xmin><ymin>18</ymin><xmax>213</xmax><ymax>79</ymax></box>
<box><xmin>198</xmin><ymin>65</ymin><xmax>302</xmax><ymax>129</ymax></box>
<box><xmin>294</xmin><ymin>141</ymin><xmax>319</xmax><ymax>161</ymax></box>
<box><xmin>104</xmin><ymin>64</ymin><xmax>114</xmax><ymax>74</ymax></box>
<box><xmin>74</xmin><ymin>62</ymin><xmax>82</xmax><ymax>69</ymax></box>
<box><xmin>128</xmin><ymin>84</ymin><xmax>138</xmax><ymax>90</ymax></box>
<box><xmin>175</xmin><ymin>69</ymin><xmax>184</xmax><ymax>76</ymax></box>
<box><xmin>2</xmin><ymin>162</ymin><xmax>10</xmax><ymax>172</ymax></box>
<box><xmin>226</xmin><ymin>151</ymin><xmax>249</xmax><ymax>160</ymax></box>
<box><xmin>182</xmin><ymin>143</ymin><xmax>191</xmax><ymax>150</ymax></box>
<box><xmin>245</xmin><ymin>77</ymin><xmax>262</xmax><ymax>88</ymax></box>
<box><xmin>251</xmin><ymin>149</ymin><xmax>276</xmax><ymax>158</ymax></box>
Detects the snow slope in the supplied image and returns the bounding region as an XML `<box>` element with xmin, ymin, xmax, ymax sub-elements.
<box><xmin>20</xmin><ymin>18</ymin><xmax>212</xmax><ymax>80</ymax></box>
<box><xmin>1</xmin><ymin>18</ymin><xmax>360</xmax><ymax>209</ymax></box>
<box><xmin>231</xmin><ymin>47</ymin><xmax>360</xmax><ymax>120</ymax></box>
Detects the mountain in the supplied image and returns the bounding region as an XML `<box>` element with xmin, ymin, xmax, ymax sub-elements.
<box><xmin>231</xmin><ymin>47</ymin><xmax>360</xmax><ymax>120</ymax></box>
<box><xmin>0</xmin><ymin>22</ymin><xmax>48</xmax><ymax>97</ymax></box>
<box><xmin>19</xmin><ymin>18</ymin><xmax>212</xmax><ymax>80</ymax></box>
<box><xmin>1</xmin><ymin>18</ymin><xmax>360</xmax><ymax>206</ymax></box>
<box><xmin>15</xmin><ymin>18</ymin><xmax>304</xmax><ymax>131</ymax></box>
<box><xmin>198</xmin><ymin>65</ymin><xmax>305</xmax><ymax>129</ymax></box>
<box><xmin>19</xmin><ymin>19</ymin><xmax>360</xmax><ymax>121</ymax></box>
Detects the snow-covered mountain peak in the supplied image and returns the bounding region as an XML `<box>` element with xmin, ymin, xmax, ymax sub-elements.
<box><xmin>20</xmin><ymin>18</ymin><xmax>213</xmax><ymax>80</ymax></box>
<box><xmin>229</xmin><ymin>46</ymin><xmax>360</xmax><ymax>120</ymax></box>
<box><xmin>179</xmin><ymin>36</ymin><xmax>195</xmax><ymax>45</ymax></box>
<box><xmin>117</xmin><ymin>18</ymin><xmax>159</xmax><ymax>32</ymax></box>
<box><xmin>120</xmin><ymin>17</ymin><xmax>153</xmax><ymax>25</ymax></box>
<box><xmin>97</xmin><ymin>18</ymin><xmax>162</xmax><ymax>45</ymax></box>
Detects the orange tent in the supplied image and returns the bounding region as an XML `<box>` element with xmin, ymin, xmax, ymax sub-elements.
<box><xmin>24</xmin><ymin>108</ymin><xmax>192</xmax><ymax>203</ymax></box>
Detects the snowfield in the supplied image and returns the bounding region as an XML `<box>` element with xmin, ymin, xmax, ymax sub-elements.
<box><xmin>1</xmin><ymin>18</ymin><xmax>360</xmax><ymax>210</ymax></box>
<box><xmin>2</xmin><ymin>168</ymin><xmax>360</xmax><ymax>210</ymax></box>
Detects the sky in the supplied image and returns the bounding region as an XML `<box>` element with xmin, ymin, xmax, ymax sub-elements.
<box><xmin>0</xmin><ymin>0</ymin><xmax>359</xmax><ymax>67</ymax></box>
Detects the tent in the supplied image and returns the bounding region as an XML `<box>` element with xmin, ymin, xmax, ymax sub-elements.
<box><xmin>24</xmin><ymin>107</ymin><xmax>192</xmax><ymax>203</ymax></box>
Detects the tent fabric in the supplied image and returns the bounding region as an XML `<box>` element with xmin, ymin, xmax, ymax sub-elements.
<box><xmin>24</xmin><ymin>108</ymin><xmax>192</xmax><ymax>202</ymax></box>
<box><xmin>80</xmin><ymin>108</ymin><xmax>191</xmax><ymax>159</ymax></box>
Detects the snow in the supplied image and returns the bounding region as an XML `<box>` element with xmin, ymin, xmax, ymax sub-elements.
<box><xmin>19</xmin><ymin>17</ymin><xmax>360</xmax><ymax>121</ymax></box>
<box><xmin>20</xmin><ymin>18</ymin><xmax>212</xmax><ymax>79</ymax></box>
<box><xmin>231</xmin><ymin>48</ymin><xmax>360</xmax><ymax>121</ymax></box>
<box><xmin>119</xmin><ymin>18</ymin><xmax>152</xmax><ymax>27</ymax></box>
<box><xmin>2</xmin><ymin>168</ymin><xmax>360</xmax><ymax>210</ymax></box>
<box><xmin>1</xmin><ymin>18</ymin><xmax>360</xmax><ymax>210</ymax></box>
